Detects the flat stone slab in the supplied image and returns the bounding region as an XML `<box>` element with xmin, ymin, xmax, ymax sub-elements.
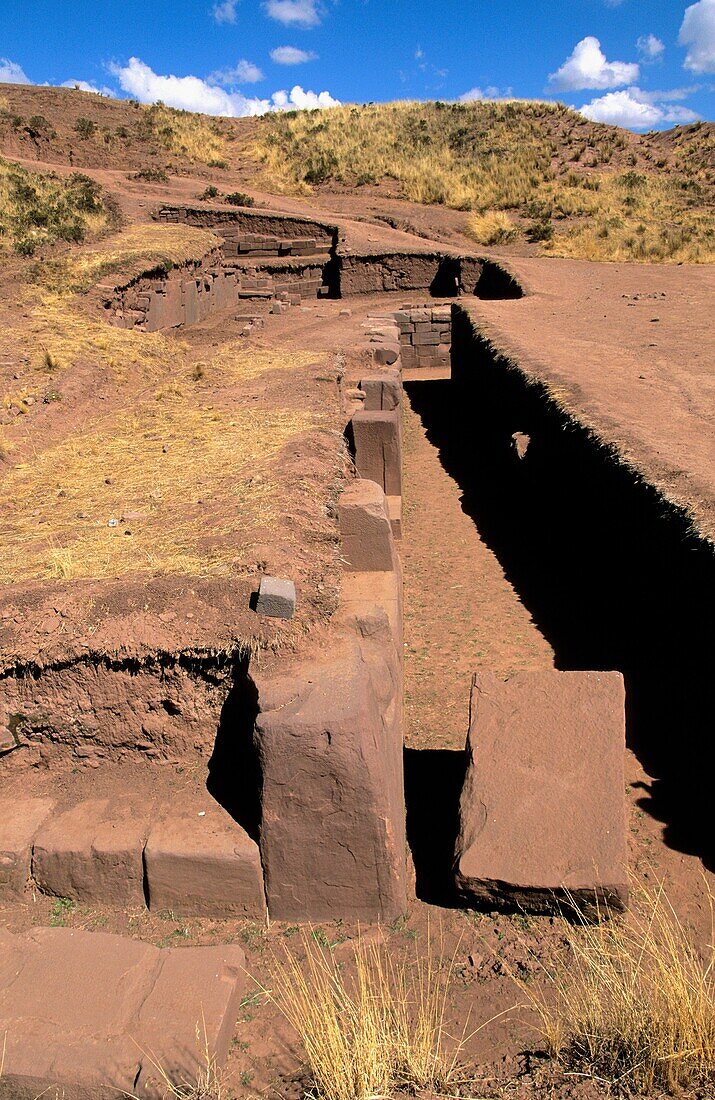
<box><xmin>0</xmin><ymin>927</ymin><xmax>245</xmax><ymax>1099</ymax></box>
<box><xmin>0</xmin><ymin>799</ymin><xmax>55</xmax><ymax>899</ymax></box>
<box><xmin>455</xmin><ymin>670</ymin><xmax>628</xmax><ymax>914</ymax></box>
<box><xmin>33</xmin><ymin>798</ymin><xmax>149</xmax><ymax>906</ymax></box>
<box><xmin>145</xmin><ymin>798</ymin><xmax>266</xmax><ymax>918</ymax></box>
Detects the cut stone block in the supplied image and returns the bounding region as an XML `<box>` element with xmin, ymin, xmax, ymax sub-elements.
<box><xmin>372</xmin><ymin>342</ymin><xmax>400</xmax><ymax>366</ymax></box>
<box><xmin>145</xmin><ymin>798</ymin><xmax>265</xmax><ymax>918</ymax></box>
<box><xmin>351</xmin><ymin>409</ymin><xmax>402</xmax><ymax>497</ymax></box>
<box><xmin>254</xmin><ymin>629</ymin><xmax>406</xmax><ymax>921</ymax></box>
<box><xmin>0</xmin><ymin>927</ymin><xmax>245</xmax><ymax>1100</ymax></box>
<box><xmin>0</xmin><ymin>799</ymin><xmax>55</xmax><ymax>899</ymax></box>
<box><xmin>455</xmin><ymin>670</ymin><xmax>628</xmax><ymax>915</ymax></box>
<box><xmin>255</xmin><ymin>575</ymin><xmax>296</xmax><ymax>619</ymax></box>
<box><xmin>359</xmin><ymin>372</ymin><xmax>402</xmax><ymax>413</ymax></box>
<box><xmin>339</xmin><ymin>479</ymin><xmax>397</xmax><ymax>572</ymax></box>
<box><xmin>33</xmin><ymin>799</ymin><xmax>149</xmax><ymax>906</ymax></box>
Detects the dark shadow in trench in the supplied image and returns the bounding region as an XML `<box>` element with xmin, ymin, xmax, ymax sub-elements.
<box><xmin>206</xmin><ymin>658</ymin><xmax>262</xmax><ymax>843</ymax></box>
<box><xmin>403</xmin><ymin>316</ymin><xmax>715</xmax><ymax>874</ymax></box>
<box><xmin>404</xmin><ymin>747</ymin><xmax>468</xmax><ymax>906</ymax></box>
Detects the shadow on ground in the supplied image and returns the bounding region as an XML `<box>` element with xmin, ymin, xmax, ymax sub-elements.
<box><xmin>403</xmin><ymin>324</ymin><xmax>715</xmax><ymax>872</ymax></box>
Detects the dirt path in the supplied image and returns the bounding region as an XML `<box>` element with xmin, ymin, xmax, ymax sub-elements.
<box><xmin>401</xmin><ymin>381</ymin><xmax>554</xmax><ymax>751</ymax></box>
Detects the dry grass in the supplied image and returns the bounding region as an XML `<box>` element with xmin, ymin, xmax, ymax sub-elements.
<box><xmin>128</xmin><ymin>1016</ymin><xmax>231</xmax><ymax>1099</ymax></box>
<box><xmin>520</xmin><ymin>881</ymin><xmax>715</xmax><ymax>1093</ymax></box>
<box><xmin>251</xmin><ymin>101</ymin><xmax>714</xmax><ymax>262</ymax></box>
<box><xmin>262</xmin><ymin>929</ymin><xmax>490</xmax><ymax>1100</ymax></box>
<box><xmin>467</xmin><ymin>210</ymin><xmax>518</xmax><ymax>246</ymax></box>
<box><xmin>137</xmin><ymin>103</ymin><xmax>231</xmax><ymax>166</ymax></box>
<box><xmin>3</xmin><ymin>285</ymin><xmax>184</xmax><ymax>383</ymax></box>
<box><xmin>0</xmin><ymin>391</ymin><xmax>317</xmax><ymax>582</ymax></box>
<box><xmin>33</xmin><ymin>223</ymin><xmax>221</xmax><ymax>294</ymax></box>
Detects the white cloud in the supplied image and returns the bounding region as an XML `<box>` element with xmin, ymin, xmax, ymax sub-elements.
<box><xmin>264</xmin><ymin>0</ymin><xmax>321</xmax><ymax>27</ymax></box>
<box><xmin>270</xmin><ymin>46</ymin><xmax>317</xmax><ymax>64</ymax></box>
<box><xmin>459</xmin><ymin>85</ymin><xmax>512</xmax><ymax>102</ymax></box>
<box><xmin>213</xmin><ymin>0</ymin><xmax>239</xmax><ymax>23</ymax></box>
<box><xmin>61</xmin><ymin>79</ymin><xmax>116</xmax><ymax>96</ymax></box>
<box><xmin>579</xmin><ymin>87</ymin><xmax>700</xmax><ymax>128</ymax></box>
<box><xmin>679</xmin><ymin>0</ymin><xmax>715</xmax><ymax>73</ymax></box>
<box><xmin>637</xmin><ymin>34</ymin><xmax>665</xmax><ymax>62</ymax></box>
<box><xmin>0</xmin><ymin>58</ymin><xmax>30</xmax><ymax>84</ymax></box>
<box><xmin>549</xmin><ymin>36</ymin><xmax>639</xmax><ymax>90</ymax></box>
<box><xmin>210</xmin><ymin>59</ymin><xmax>264</xmax><ymax>84</ymax></box>
<box><xmin>110</xmin><ymin>57</ymin><xmax>337</xmax><ymax>116</ymax></box>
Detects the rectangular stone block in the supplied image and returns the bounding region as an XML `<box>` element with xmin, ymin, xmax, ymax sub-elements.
<box><xmin>455</xmin><ymin>670</ymin><xmax>628</xmax><ymax>915</ymax></box>
<box><xmin>413</xmin><ymin>329</ymin><xmax>441</xmax><ymax>346</ymax></box>
<box><xmin>145</xmin><ymin>800</ymin><xmax>265</xmax><ymax>919</ymax></box>
<box><xmin>359</xmin><ymin>372</ymin><xmax>402</xmax><ymax>412</ymax></box>
<box><xmin>0</xmin><ymin>799</ymin><xmax>55</xmax><ymax>899</ymax></box>
<box><xmin>254</xmin><ymin>631</ymin><xmax>406</xmax><ymax>922</ymax></box>
<box><xmin>339</xmin><ymin>479</ymin><xmax>397</xmax><ymax>572</ymax></box>
<box><xmin>33</xmin><ymin>799</ymin><xmax>149</xmax><ymax>906</ymax></box>
<box><xmin>351</xmin><ymin>409</ymin><xmax>402</xmax><ymax>497</ymax></box>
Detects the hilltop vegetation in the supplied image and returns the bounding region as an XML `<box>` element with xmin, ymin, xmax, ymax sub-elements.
<box><xmin>252</xmin><ymin>100</ymin><xmax>715</xmax><ymax>262</ymax></box>
<box><xmin>0</xmin><ymin>157</ymin><xmax>117</xmax><ymax>255</ymax></box>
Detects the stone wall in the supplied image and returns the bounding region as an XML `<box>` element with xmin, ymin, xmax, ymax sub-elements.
<box><xmin>106</xmin><ymin>262</ymin><xmax>327</xmax><ymax>331</ymax></box>
<box><xmin>155</xmin><ymin>204</ymin><xmax>337</xmax><ymax>252</ymax></box>
<box><xmin>394</xmin><ymin>304</ymin><xmax>451</xmax><ymax>371</ymax></box>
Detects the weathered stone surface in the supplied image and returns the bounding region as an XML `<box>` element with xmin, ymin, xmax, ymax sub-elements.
<box><xmin>455</xmin><ymin>670</ymin><xmax>628</xmax><ymax>914</ymax></box>
<box><xmin>372</xmin><ymin>342</ymin><xmax>400</xmax><ymax>366</ymax></box>
<box><xmin>351</xmin><ymin>410</ymin><xmax>402</xmax><ymax>497</ymax></box>
<box><xmin>339</xmin><ymin>479</ymin><xmax>397</xmax><ymax>573</ymax></box>
<box><xmin>0</xmin><ymin>799</ymin><xmax>55</xmax><ymax>899</ymax></box>
<box><xmin>145</xmin><ymin>798</ymin><xmax>265</xmax><ymax>918</ymax></box>
<box><xmin>254</xmin><ymin>626</ymin><xmax>406</xmax><ymax>921</ymax></box>
<box><xmin>255</xmin><ymin>575</ymin><xmax>296</xmax><ymax>619</ymax></box>
<box><xmin>359</xmin><ymin>372</ymin><xmax>402</xmax><ymax>413</ymax></box>
<box><xmin>33</xmin><ymin>799</ymin><xmax>149</xmax><ymax>906</ymax></box>
<box><xmin>0</xmin><ymin>927</ymin><xmax>245</xmax><ymax>1100</ymax></box>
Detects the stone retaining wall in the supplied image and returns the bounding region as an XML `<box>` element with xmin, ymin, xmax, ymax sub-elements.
<box><xmin>394</xmin><ymin>304</ymin><xmax>451</xmax><ymax>370</ymax></box>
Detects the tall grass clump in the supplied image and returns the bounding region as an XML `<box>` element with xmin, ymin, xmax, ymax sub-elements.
<box><xmin>523</xmin><ymin>881</ymin><xmax>715</xmax><ymax>1094</ymax></box>
<box><xmin>0</xmin><ymin>158</ymin><xmax>111</xmax><ymax>255</ymax></box>
<box><xmin>135</xmin><ymin>103</ymin><xmax>230</xmax><ymax>165</ymax></box>
<box><xmin>263</xmin><ymin>930</ymin><xmax>478</xmax><ymax>1100</ymax></box>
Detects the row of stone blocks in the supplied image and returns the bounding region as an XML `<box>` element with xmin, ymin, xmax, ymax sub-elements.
<box><xmin>219</xmin><ymin>231</ymin><xmax>324</xmax><ymax>258</ymax></box>
<box><xmin>0</xmin><ymin>796</ymin><xmax>265</xmax><ymax>917</ymax></box>
<box><xmin>111</xmin><ymin>265</ymin><xmax>326</xmax><ymax>330</ymax></box>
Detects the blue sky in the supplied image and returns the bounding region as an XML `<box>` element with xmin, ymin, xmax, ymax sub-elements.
<box><xmin>1</xmin><ymin>0</ymin><xmax>713</xmax><ymax>129</ymax></box>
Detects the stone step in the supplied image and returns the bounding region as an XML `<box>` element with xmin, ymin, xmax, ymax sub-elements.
<box><xmin>1</xmin><ymin>795</ymin><xmax>265</xmax><ymax>918</ymax></box>
<box><xmin>455</xmin><ymin>670</ymin><xmax>628</xmax><ymax>916</ymax></box>
<box><xmin>0</xmin><ymin>927</ymin><xmax>245</xmax><ymax>1099</ymax></box>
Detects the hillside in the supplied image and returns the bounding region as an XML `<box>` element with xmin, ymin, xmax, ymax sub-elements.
<box><xmin>0</xmin><ymin>85</ymin><xmax>713</xmax><ymax>262</ymax></box>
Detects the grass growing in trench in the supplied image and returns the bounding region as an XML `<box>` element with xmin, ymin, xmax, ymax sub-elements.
<box><xmin>519</xmin><ymin>880</ymin><xmax>715</xmax><ymax>1094</ymax></box>
<box><xmin>261</xmin><ymin>930</ymin><xmax>491</xmax><ymax>1100</ymax></box>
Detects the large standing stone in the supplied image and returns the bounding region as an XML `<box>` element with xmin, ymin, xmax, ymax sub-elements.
<box><xmin>0</xmin><ymin>927</ymin><xmax>245</xmax><ymax>1099</ymax></box>
<box><xmin>351</xmin><ymin>410</ymin><xmax>402</xmax><ymax>497</ymax></box>
<box><xmin>455</xmin><ymin>670</ymin><xmax>628</xmax><ymax>914</ymax></box>
<box><xmin>254</xmin><ymin>627</ymin><xmax>406</xmax><ymax>921</ymax></box>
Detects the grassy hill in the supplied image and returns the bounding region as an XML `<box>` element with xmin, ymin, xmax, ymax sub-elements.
<box><xmin>0</xmin><ymin>85</ymin><xmax>713</xmax><ymax>263</ymax></box>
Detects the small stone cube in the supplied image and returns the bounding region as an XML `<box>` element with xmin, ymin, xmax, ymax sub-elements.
<box><xmin>256</xmin><ymin>576</ymin><xmax>296</xmax><ymax>619</ymax></box>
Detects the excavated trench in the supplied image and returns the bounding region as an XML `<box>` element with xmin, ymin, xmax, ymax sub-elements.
<box><xmin>403</xmin><ymin>304</ymin><xmax>715</xmax><ymax>902</ymax></box>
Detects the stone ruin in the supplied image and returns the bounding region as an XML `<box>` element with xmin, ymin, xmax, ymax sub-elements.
<box><xmin>0</xmin><ymin>209</ymin><xmax>630</xmax><ymax>1096</ymax></box>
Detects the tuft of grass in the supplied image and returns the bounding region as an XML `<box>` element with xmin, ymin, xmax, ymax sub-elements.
<box><xmin>466</xmin><ymin>210</ymin><xmax>518</xmax><ymax>246</ymax></box>
<box><xmin>520</xmin><ymin>880</ymin><xmax>715</xmax><ymax>1094</ymax></box>
<box><xmin>261</xmin><ymin>929</ymin><xmax>486</xmax><ymax>1100</ymax></box>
